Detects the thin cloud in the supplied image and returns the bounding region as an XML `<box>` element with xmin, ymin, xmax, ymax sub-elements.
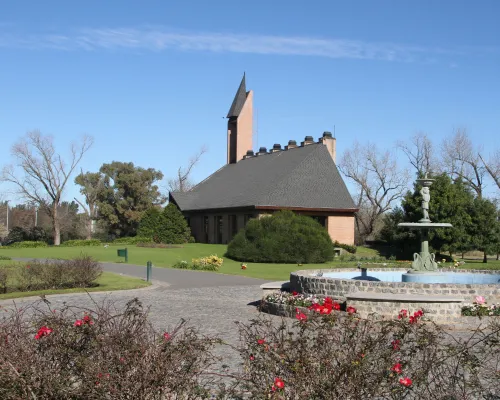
<box><xmin>0</xmin><ymin>26</ymin><xmax>478</xmax><ymax>62</ymax></box>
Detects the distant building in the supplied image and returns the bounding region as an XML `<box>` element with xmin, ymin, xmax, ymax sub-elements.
<box><xmin>170</xmin><ymin>75</ymin><xmax>357</xmax><ymax>245</ymax></box>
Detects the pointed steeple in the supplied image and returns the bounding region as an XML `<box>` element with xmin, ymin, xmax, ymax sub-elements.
<box><xmin>227</xmin><ymin>73</ymin><xmax>248</xmax><ymax>118</ymax></box>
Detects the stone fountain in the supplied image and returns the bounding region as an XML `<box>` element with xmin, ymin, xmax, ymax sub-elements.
<box><xmin>398</xmin><ymin>175</ymin><xmax>453</xmax><ymax>283</ymax></box>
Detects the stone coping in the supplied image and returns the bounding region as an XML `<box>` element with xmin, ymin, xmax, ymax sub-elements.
<box><xmin>346</xmin><ymin>292</ymin><xmax>464</xmax><ymax>303</ymax></box>
<box><xmin>260</xmin><ymin>281</ymin><xmax>290</xmax><ymax>290</ymax></box>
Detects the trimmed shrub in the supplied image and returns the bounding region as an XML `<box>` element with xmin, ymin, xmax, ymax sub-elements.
<box><xmin>0</xmin><ymin>255</ymin><xmax>12</xmax><ymax>260</ymax></box>
<box><xmin>226</xmin><ymin>210</ymin><xmax>334</xmax><ymax>263</ymax></box>
<box><xmin>112</xmin><ymin>236</ymin><xmax>153</xmax><ymax>245</ymax></box>
<box><xmin>8</xmin><ymin>241</ymin><xmax>48</xmax><ymax>248</ymax></box>
<box><xmin>156</xmin><ymin>203</ymin><xmax>191</xmax><ymax>244</ymax></box>
<box><xmin>137</xmin><ymin>207</ymin><xmax>162</xmax><ymax>239</ymax></box>
<box><xmin>333</xmin><ymin>240</ymin><xmax>357</xmax><ymax>254</ymax></box>
<box><xmin>172</xmin><ymin>260</ymin><xmax>189</xmax><ymax>269</ymax></box>
<box><xmin>12</xmin><ymin>256</ymin><xmax>102</xmax><ymax>292</ymax></box>
<box><xmin>61</xmin><ymin>239</ymin><xmax>102</xmax><ymax>247</ymax></box>
<box><xmin>136</xmin><ymin>242</ymin><xmax>183</xmax><ymax>249</ymax></box>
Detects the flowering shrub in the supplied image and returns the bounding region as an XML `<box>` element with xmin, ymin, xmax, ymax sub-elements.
<box><xmin>263</xmin><ymin>291</ymin><xmax>323</xmax><ymax>308</ymax></box>
<box><xmin>0</xmin><ymin>298</ymin><xmax>221</xmax><ymax>399</ymax></box>
<box><xmin>233</xmin><ymin>308</ymin><xmax>500</xmax><ymax>399</ymax></box>
<box><xmin>462</xmin><ymin>296</ymin><xmax>500</xmax><ymax>316</ymax></box>
<box><xmin>191</xmin><ymin>255</ymin><xmax>223</xmax><ymax>271</ymax></box>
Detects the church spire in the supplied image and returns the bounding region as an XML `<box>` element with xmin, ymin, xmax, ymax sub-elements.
<box><xmin>227</xmin><ymin>73</ymin><xmax>247</xmax><ymax>118</ymax></box>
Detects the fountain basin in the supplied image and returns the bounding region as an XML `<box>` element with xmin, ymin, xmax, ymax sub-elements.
<box><xmin>290</xmin><ymin>268</ymin><xmax>500</xmax><ymax>323</ymax></box>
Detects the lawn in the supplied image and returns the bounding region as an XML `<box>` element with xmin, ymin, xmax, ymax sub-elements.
<box><xmin>1</xmin><ymin>244</ymin><xmax>498</xmax><ymax>281</ymax></box>
<box><xmin>0</xmin><ymin>260</ymin><xmax>150</xmax><ymax>300</ymax></box>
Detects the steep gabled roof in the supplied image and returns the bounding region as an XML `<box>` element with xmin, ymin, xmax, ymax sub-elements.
<box><xmin>226</xmin><ymin>74</ymin><xmax>248</xmax><ymax>118</ymax></box>
<box><xmin>170</xmin><ymin>144</ymin><xmax>356</xmax><ymax>212</ymax></box>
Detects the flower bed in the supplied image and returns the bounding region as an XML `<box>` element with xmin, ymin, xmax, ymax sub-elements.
<box><xmin>462</xmin><ymin>296</ymin><xmax>500</xmax><ymax>316</ymax></box>
<box><xmin>172</xmin><ymin>255</ymin><xmax>223</xmax><ymax>271</ymax></box>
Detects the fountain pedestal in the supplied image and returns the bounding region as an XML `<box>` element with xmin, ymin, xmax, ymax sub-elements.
<box><xmin>398</xmin><ymin>177</ymin><xmax>453</xmax><ymax>283</ymax></box>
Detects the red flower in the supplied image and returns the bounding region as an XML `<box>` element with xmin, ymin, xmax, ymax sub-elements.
<box><xmin>74</xmin><ymin>319</ymin><xmax>83</xmax><ymax>327</ymax></box>
<box><xmin>163</xmin><ymin>332</ymin><xmax>171</xmax><ymax>341</ymax></box>
<box><xmin>391</xmin><ymin>339</ymin><xmax>401</xmax><ymax>350</ymax></box>
<box><xmin>274</xmin><ymin>377</ymin><xmax>285</xmax><ymax>390</ymax></box>
<box><xmin>399</xmin><ymin>377</ymin><xmax>412</xmax><ymax>387</ymax></box>
<box><xmin>292</xmin><ymin>291</ymin><xmax>298</xmax><ymax>296</ymax></box>
<box><xmin>398</xmin><ymin>309</ymin><xmax>408</xmax><ymax>319</ymax></box>
<box><xmin>391</xmin><ymin>363</ymin><xmax>403</xmax><ymax>374</ymax></box>
<box><xmin>409</xmin><ymin>316</ymin><xmax>416</xmax><ymax>324</ymax></box>
<box><xmin>346</xmin><ymin>306</ymin><xmax>357</xmax><ymax>314</ymax></box>
<box><xmin>295</xmin><ymin>310</ymin><xmax>307</xmax><ymax>321</ymax></box>
<box><xmin>320</xmin><ymin>305</ymin><xmax>332</xmax><ymax>315</ymax></box>
<box><xmin>83</xmin><ymin>315</ymin><xmax>94</xmax><ymax>325</ymax></box>
<box><xmin>414</xmin><ymin>310</ymin><xmax>424</xmax><ymax>318</ymax></box>
<box><xmin>323</xmin><ymin>297</ymin><xmax>333</xmax><ymax>305</ymax></box>
<box><xmin>333</xmin><ymin>302</ymin><xmax>341</xmax><ymax>311</ymax></box>
<box><xmin>257</xmin><ymin>338</ymin><xmax>265</xmax><ymax>345</ymax></box>
<box><xmin>249</xmin><ymin>354</ymin><xmax>255</xmax><ymax>361</ymax></box>
<box><xmin>34</xmin><ymin>326</ymin><xmax>53</xmax><ymax>340</ymax></box>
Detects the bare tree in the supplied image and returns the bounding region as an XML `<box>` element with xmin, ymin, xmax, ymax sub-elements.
<box><xmin>74</xmin><ymin>170</ymin><xmax>104</xmax><ymax>240</ymax></box>
<box><xmin>479</xmin><ymin>149</ymin><xmax>500</xmax><ymax>191</ymax></box>
<box><xmin>1</xmin><ymin>131</ymin><xmax>93</xmax><ymax>245</ymax></box>
<box><xmin>168</xmin><ymin>146</ymin><xmax>207</xmax><ymax>192</ymax></box>
<box><xmin>441</xmin><ymin>129</ymin><xmax>486</xmax><ymax>197</ymax></box>
<box><xmin>339</xmin><ymin>142</ymin><xmax>410</xmax><ymax>242</ymax></box>
<box><xmin>397</xmin><ymin>132</ymin><xmax>438</xmax><ymax>177</ymax></box>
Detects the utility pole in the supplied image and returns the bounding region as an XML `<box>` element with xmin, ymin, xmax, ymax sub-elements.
<box><xmin>5</xmin><ymin>200</ymin><xmax>9</xmax><ymax>232</ymax></box>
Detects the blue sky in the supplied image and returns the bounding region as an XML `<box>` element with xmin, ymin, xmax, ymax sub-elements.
<box><xmin>1</xmin><ymin>1</ymin><xmax>499</xmax><ymax>205</ymax></box>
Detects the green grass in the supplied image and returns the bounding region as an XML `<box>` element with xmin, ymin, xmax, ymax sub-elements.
<box><xmin>1</xmin><ymin>243</ymin><xmax>499</xmax><ymax>281</ymax></box>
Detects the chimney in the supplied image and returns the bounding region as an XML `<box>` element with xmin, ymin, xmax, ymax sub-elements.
<box><xmin>257</xmin><ymin>146</ymin><xmax>268</xmax><ymax>155</ymax></box>
<box><xmin>285</xmin><ymin>140</ymin><xmax>297</xmax><ymax>150</ymax></box>
<box><xmin>319</xmin><ymin>131</ymin><xmax>336</xmax><ymax>162</ymax></box>
<box><xmin>243</xmin><ymin>150</ymin><xmax>255</xmax><ymax>159</ymax></box>
<box><xmin>271</xmin><ymin>143</ymin><xmax>282</xmax><ymax>153</ymax></box>
<box><xmin>301</xmin><ymin>136</ymin><xmax>315</xmax><ymax>146</ymax></box>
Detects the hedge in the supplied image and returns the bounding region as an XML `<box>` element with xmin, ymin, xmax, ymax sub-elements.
<box><xmin>7</xmin><ymin>241</ymin><xmax>48</xmax><ymax>248</ymax></box>
<box><xmin>112</xmin><ymin>236</ymin><xmax>153</xmax><ymax>245</ymax></box>
<box><xmin>61</xmin><ymin>239</ymin><xmax>102</xmax><ymax>247</ymax></box>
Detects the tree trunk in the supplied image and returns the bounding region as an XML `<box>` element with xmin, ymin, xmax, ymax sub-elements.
<box><xmin>482</xmin><ymin>251</ymin><xmax>487</xmax><ymax>263</ymax></box>
<box><xmin>86</xmin><ymin>216</ymin><xmax>92</xmax><ymax>240</ymax></box>
<box><xmin>53</xmin><ymin>206</ymin><xmax>61</xmax><ymax>246</ymax></box>
<box><xmin>496</xmin><ymin>253</ymin><xmax>499</xmax><ymax>261</ymax></box>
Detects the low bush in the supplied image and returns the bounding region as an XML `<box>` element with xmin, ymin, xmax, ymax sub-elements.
<box><xmin>172</xmin><ymin>255</ymin><xmax>223</xmax><ymax>271</ymax></box>
<box><xmin>1</xmin><ymin>298</ymin><xmax>499</xmax><ymax>398</ymax></box>
<box><xmin>136</xmin><ymin>242</ymin><xmax>183</xmax><ymax>249</ymax></box>
<box><xmin>191</xmin><ymin>255</ymin><xmax>224</xmax><ymax>271</ymax></box>
<box><xmin>227</xmin><ymin>210</ymin><xmax>334</xmax><ymax>263</ymax></box>
<box><xmin>333</xmin><ymin>240</ymin><xmax>357</xmax><ymax>254</ymax></box>
<box><xmin>61</xmin><ymin>239</ymin><xmax>102</xmax><ymax>247</ymax></box>
<box><xmin>0</xmin><ymin>255</ymin><xmax>12</xmax><ymax>260</ymax></box>
<box><xmin>0</xmin><ymin>299</ymin><xmax>220</xmax><ymax>399</ymax></box>
<box><xmin>5</xmin><ymin>255</ymin><xmax>102</xmax><ymax>293</ymax></box>
<box><xmin>8</xmin><ymin>241</ymin><xmax>48</xmax><ymax>248</ymax></box>
<box><xmin>112</xmin><ymin>236</ymin><xmax>153</xmax><ymax>245</ymax></box>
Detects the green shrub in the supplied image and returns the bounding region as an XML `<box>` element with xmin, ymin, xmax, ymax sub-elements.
<box><xmin>112</xmin><ymin>236</ymin><xmax>153</xmax><ymax>245</ymax></box>
<box><xmin>3</xmin><ymin>226</ymin><xmax>28</xmax><ymax>246</ymax></box>
<box><xmin>8</xmin><ymin>241</ymin><xmax>48</xmax><ymax>248</ymax></box>
<box><xmin>61</xmin><ymin>239</ymin><xmax>102</xmax><ymax>247</ymax></box>
<box><xmin>0</xmin><ymin>255</ymin><xmax>12</xmax><ymax>260</ymax></box>
<box><xmin>226</xmin><ymin>211</ymin><xmax>334</xmax><ymax>263</ymax></box>
<box><xmin>14</xmin><ymin>255</ymin><xmax>102</xmax><ymax>292</ymax></box>
<box><xmin>155</xmin><ymin>203</ymin><xmax>191</xmax><ymax>244</ymax></box>
<box><xmin>172</xmin><ymin>260</ymin><xmax>189</xmax><ymax>269</ymax></box>
<box><xmin>136</xmin><ymin>242</ymin><xmax>183</xmax><ymax>249</ymax></box>
<box><xmin>332</xmin><ymin>240</ymin><xmax>357</xmax><ymax>254</ymax></box>
<box><xmin>137</xmin><ymin>207</ymin><xmax>162</xmax><ymax>239</ymax></box>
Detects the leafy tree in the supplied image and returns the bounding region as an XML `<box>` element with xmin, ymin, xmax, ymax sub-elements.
<box><xmin>470</xmin><ymin>197</ymin><xmax>499</xmax><ymax>263</ymax></box>
<box><xmin>155</xmin><ymin>203</ymin><xmax>191</xmax><ymax>244</ymax></box>
<box><xmin>382</xmin><ymin>174</ymin><xmax>474</xmax><ymax>257</ymax></box>
<box><xmin>96</xmin><ymin>162</ymin><xmax>165</xmax><ymax>237</ymax></box>
<box><xmin>227</xmin><ymin>210</ymin><xmax>334</xmax><ymax>263</ymax></box>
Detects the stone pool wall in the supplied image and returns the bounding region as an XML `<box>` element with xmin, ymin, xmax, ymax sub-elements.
<box><xmin>290</xmin><ymin>268</ymin><xmax>500</xmax><ymax>304</ymax></box>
